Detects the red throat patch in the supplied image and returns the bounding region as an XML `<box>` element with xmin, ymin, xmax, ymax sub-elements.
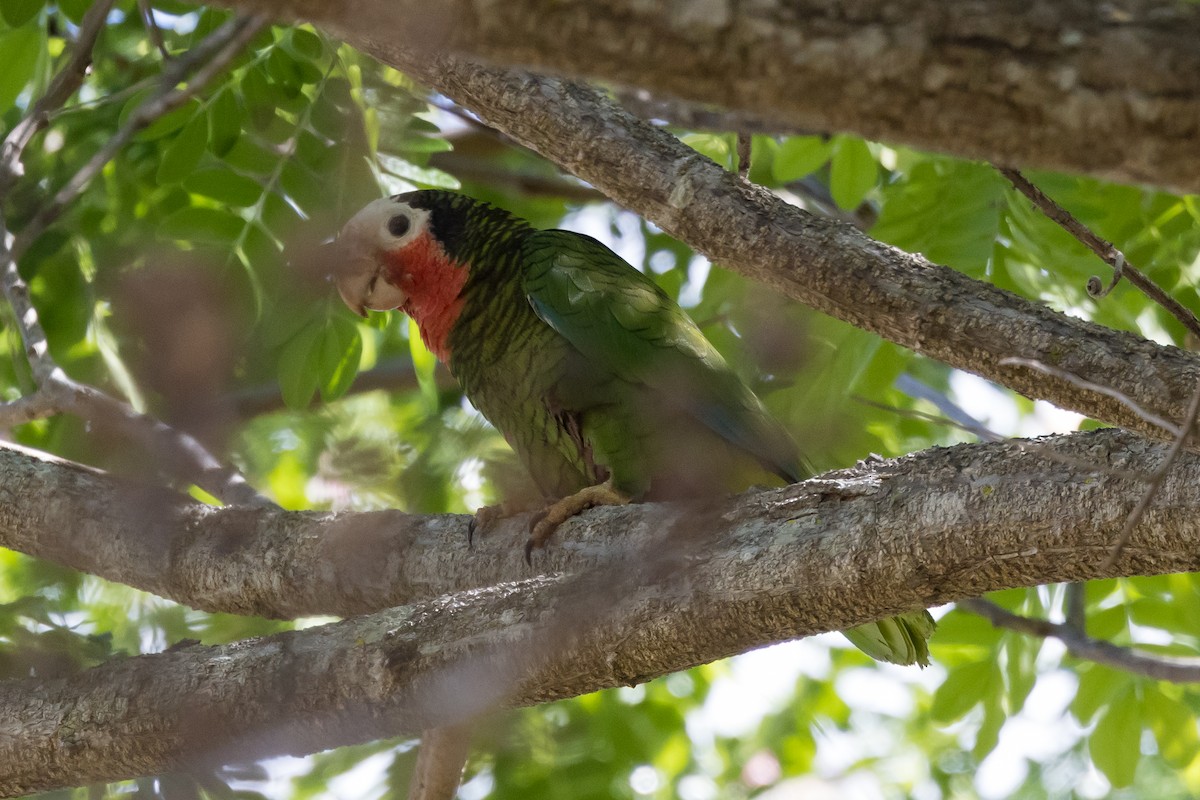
<box><xmin>381</xmin><ymin>231</ymin><xmax>468</xmax><ymax>362</ymax></box>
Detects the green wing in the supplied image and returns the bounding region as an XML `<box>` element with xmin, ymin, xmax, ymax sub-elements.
<box><xmin>521</xmin><ymin>229</ymin><xmax>805</xmax><ymax>482</ymax></box>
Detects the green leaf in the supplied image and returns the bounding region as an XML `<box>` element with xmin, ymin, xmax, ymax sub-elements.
<box><xmin>1089</xmin><ymin>686</ymin><xmax>1142</xmax><ymax>788</ymax></box>
<box><xmin>680</xmin><ymin>133</ymin><xmax>733</xmax><ymax>170</ymax></box>
<box><xmin>159</xmin><ymin>206</ymin><xmax>244</xmax><ymax>244</ymax></box>
<box><xmin>265</xmin><ymin>47</ymin><xmax>303</xmax><ymax>97</ymax></box>
<box><xmin>773</xmin><ymin>136</ymin><xmax>833</xmax><ymax>183</ymax></box>
<box><xmin>120</xmin><ymin>91</ymin><xmax>201</xmax><ymax>141</ymax></box>
<box><xmin>157</xmin><ymin>111</ymin><xmax>209</xmax><ymax>185</ymax></box>
<box><xmin>240</xmin><ymin>66</ymin><xmax>278</xmax><ymax>129</ymax></box>
<box><xmin>378</xmin><ymin>153</ymin><xmax>461</xmax><ymax>191</ymax></box>
<box><xmin>318</xmin><ymin>316</ymin><xmax>362</xmax><ymax>402</ymax></box>
<box><xmin>55</xmin><ymin>0</ymin><xmax>88</xmax><ymax>22</ymax></box>
<box><xmin>394</xmin><ymin>135</ymin><xmax>453</xmax><ymax>155</ymax></box>
<box><xmin>184</xmin><ymin>168</ymin><xmax>263</xmax><ymax>207</ymax></box>
<box><xmin>1004</xmin><ymin>633</ymin><xmax>1039</xmax><ymax>715</ymax></box>
<box><xmin>0</xmin><ymin>23</ymin><xmax>41</xmax><ymax>113</ymax></box>
<box><xmin>207</xmin><ymin>89</ymin><xmax>244</xmax><ymax>157</ymax></box>
<box><xmin>1072</xmin><ymin>664</ymin><xmax>1127</xmax><ymax>724</ymax></box>
<box><xmin>1144</xmin><ymin>686</ymin><xmax>1200</xmax><ymax>768</ymax></box>
<box><xmin>288</xmin><ymin>27</ymin><xmax>324</xmax><ymax>60</ymax></box>
<box><xmin>829</xmin><ymin>136</ymin><xmax>877</xmax><ymax>210</ymax></box>
<box><xmin>974</xmin><ymin>695</ymin><xmax>1006</xmax><ymax>760</ymax></box>
<box><xmin>0</xmin><ymin>0</ymin><xmax>41</xmax><ymax>27</ymax></box>
<box><xmin>408</xmin><ymin>317</ymin><xmax>438</xmax><ymax>410</ymax></box>
<box><xmin>872</xmin><ymin>160</ymin><xmax>1006</xmax><ymax>276</ymax></box>
<box><xmin>277</xmin><ymin>323</ymin><xmax>322</xmax><ymax>410</ymax></box>
<box><xmin>930</xmin><ymin>659</ymin><xmax>994</xmax><ymax>723</ymax></box>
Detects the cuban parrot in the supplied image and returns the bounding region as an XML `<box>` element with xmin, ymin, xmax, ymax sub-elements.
<box><xmin>333</xmin><ymin>190</ymin><xmax>934</xmax><ymax>666</ymax></box>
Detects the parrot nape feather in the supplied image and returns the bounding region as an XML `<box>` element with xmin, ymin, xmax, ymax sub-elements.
<box><xmin>334</xmin><ymin>190</ymin><xmax>934</xmax><ymax>667</ymax></box>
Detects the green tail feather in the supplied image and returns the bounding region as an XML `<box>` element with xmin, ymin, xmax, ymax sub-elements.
<box><xmin>841</xmin><ymin>611</ymin><xmax>936</xmax><ymax>667</ymax></box>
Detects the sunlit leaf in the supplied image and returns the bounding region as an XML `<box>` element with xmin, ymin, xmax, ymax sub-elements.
<box><xmin>773</xmin><ymin>136</ymin><xmax>833</xmax><ymax>183</ymax></box>
<box><xmin>829</xmin><ymin>136</ymin><xmax>877</xmax><ymax>210</ymax></box>
<box><xmin>0</xmin><ymin>23</ymin><xmax>41</xmax><ymax>113</ymax></box>
<box><xmin>1089</xmin><ymin>686</ymin><xmax>1142</xmax><ymax>788</ymax></box>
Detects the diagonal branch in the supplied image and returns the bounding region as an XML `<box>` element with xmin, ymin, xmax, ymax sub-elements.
<box><xmin>961</xmin><ymin>598</ymin><xmax>1200</xmax><ymax>683</ymax></box>
<box><xmin>343</xmin><ymin>57</ymin><xmax>1200</xmax><ymax>446</ymax></box>
<box><xmin>998</xmin><ymin>167</ymin><xmax>1200</xmax><ymax>340</ymax></box>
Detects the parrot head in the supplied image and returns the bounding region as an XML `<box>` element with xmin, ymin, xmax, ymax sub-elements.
<box><xmin>332</xmin><ymin>195</ymin><xmax>433</xmax><ymax>317</ymax></box>
<box><xmin>333</xmin><ymin>192</ymin><xmax>478</xmax><ymax>362</ymax></box>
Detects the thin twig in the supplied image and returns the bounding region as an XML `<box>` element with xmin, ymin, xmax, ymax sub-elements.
<box><xmin>961</xmin><ymin>598</ymin><xmax>1200</xmax><ymax>683</ymax></box>
<box><xmin>1064</xmin><ymin>582</ymin><xmax>1086</xmax><ymax>633</ymax></box>
<box><xmin>1103</xmin><ymin>377</ymin><xmax>1200</xmax><ymax>568</ymax></box>
<box><xmin>12</xmin><ymin>13</ymin><xmax>268</xmax><ymax>258</ymax></box>
<box><xmin>736</xmin><ymin>131</ymin><xmax>751</xmax><ymax>178</ymax></box>
<box><xmin>1000</xmin><ymin>357</ymin><xmax>1182</xmax><ymax>436</ymax></box>
<box><xmin>998</xmin><ymin>167</ymin><xmax>1200</xmax><ymax>342</ymax></box>
<box><xmin>136</xmin><ymin>0</ymin><xmax>171</xmax><ymax>61</ymax></box>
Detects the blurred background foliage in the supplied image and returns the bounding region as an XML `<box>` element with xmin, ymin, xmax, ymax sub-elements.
<box><xmin>3</xmin><ymin>2</ymin><xmax>1200</xmax><ymax>799</ymax></box>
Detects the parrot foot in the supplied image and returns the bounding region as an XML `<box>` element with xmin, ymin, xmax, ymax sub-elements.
<box><xmin>467</xmin><ymin>500</ymin><xmax>529</xmax><ymax>547</ymax></box>
<box><xmin>525</xmin><ymin>480</ymin><xmax>630</xmax><ymax>563</ymax></box>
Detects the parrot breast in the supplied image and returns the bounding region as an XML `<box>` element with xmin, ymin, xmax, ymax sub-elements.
<box><xmin>382</xmin><ymin>230</ymin><xmax>469</xmax><ymax>362</ymax></box>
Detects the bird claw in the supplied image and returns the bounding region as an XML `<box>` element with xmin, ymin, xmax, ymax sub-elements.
<box><xmin>468</xmin><ymin>503</ymin><xmax>511</xmax><ymax>548</ymax></box>
<box><xmin>522</xmin><ymin>480</ymin><xmax>630</xmax><ymax>564</ymax></box>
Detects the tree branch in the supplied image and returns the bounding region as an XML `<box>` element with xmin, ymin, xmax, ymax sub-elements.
<box><xmin>204</xmin><ymin>0</ymin><xmax>1200</xmax><ymax>195</ymax></box>
<box><xmin>180</xmin><ymin>6</ymin><xmax>1200</xmax><ymax>447</ymax></box>
<box><xmin>998</xmin><ymin>167</ymin><xmax>1200</xmax><ymax>339</ymax></box>
<box><xmin>5</xmin><ymin>425</ymin><xmax>1200</xmax><ymax>794</ymax></box>
<box><xmin>961</xmin><ymin>598</ymin><xmax>1200</xmax><ymax>683</ymax></box>
<box><xmin>1</xmin><ymin>428</ymin><xmax>1198</xmax><ymax>621</ymax></box>
<box><xmin>347</xmin><ymin>59</ymin><xmax>1200</xmax><ymax>446</ymax></box>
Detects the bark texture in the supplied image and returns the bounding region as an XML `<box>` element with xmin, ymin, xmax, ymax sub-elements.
<box><xmin>3</xmin><ymin>429</ymin><xmax>1200</xmax><ymax>794</ymax></box>
<box><xmin>210</xmin><ymin>0</ymin><xmax>1200</xmax><ymax>194</ymax></box>
<box><xmin>0</xmin><ymin>430</ymin><xmax>1195</xmax><ymax>621</ymax></box>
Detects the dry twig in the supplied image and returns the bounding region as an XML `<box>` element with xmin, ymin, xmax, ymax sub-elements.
<box><xmin>998</xmin><ymin>167</ymin><xmax>1200</xmax><ymax>341</ymax></box>
<box><xmin>961</xmin><ymin>598</ymin><xmax>1200</xmax><ymax>683</ymax></box>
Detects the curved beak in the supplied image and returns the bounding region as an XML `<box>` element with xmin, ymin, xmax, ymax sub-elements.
<box><xmin>334</xmin><ymin>255</ymin><xmax>408</xmax><ymax>317</ymax></box>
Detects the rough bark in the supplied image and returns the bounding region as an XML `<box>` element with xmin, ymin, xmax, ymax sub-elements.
<box><xmin>208</xmin><ymin>0</ymin><xmax>1200</xmax><ymax>195</ymax></box>
<box><xmin>0</xmin><ymin>431</ymin><xmax>1195</xmax><ymax>619</ymax></box>
<box><xmin>3</xmin><ymin>428</ymin><xmax>1200</xmax><ymax>795</ymax></box>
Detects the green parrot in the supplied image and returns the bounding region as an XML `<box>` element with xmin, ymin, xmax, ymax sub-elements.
<box><xmin>334</xmin><ymin>190</ymin><xmax>934</xmax><ymax>666</ymax></box>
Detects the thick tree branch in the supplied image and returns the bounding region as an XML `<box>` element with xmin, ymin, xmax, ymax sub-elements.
<box><xmin>207</xmin><ymin>0</ymin><xmax>1200</xmax><ymax>194</ymax></box>
<box><xmin>4</xmin><ymin>427</ymin><xmax>1200</xmax><ymax>793</ymax></box>
<box><xmin>1</xmin><ymin>428</ymin><xmax>1198</xmax><ymax>621</ymax></box>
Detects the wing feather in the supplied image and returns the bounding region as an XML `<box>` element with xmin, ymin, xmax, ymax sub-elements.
<box><xmin>521</xmin><ymin>229</ymin><xmax>806</xmax><ymax>481</ymax></box>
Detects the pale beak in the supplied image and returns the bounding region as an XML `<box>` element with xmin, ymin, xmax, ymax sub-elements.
<box><xmin>334</xmin><ymin>256</ymin><xmax>408</xmax><ymax>317</ymax></box>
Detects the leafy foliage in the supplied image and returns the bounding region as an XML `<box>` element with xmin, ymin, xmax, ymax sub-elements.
<box><xmin>3</xmin><ymin>2</ymin><xmax>1200</xmax><ymax>799</ymax></box>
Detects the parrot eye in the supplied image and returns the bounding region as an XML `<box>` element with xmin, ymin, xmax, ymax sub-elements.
<box><xmin>387</xmin><ymin>214</ymin><xmax>411</xmax><ymax>238</ymax></box>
